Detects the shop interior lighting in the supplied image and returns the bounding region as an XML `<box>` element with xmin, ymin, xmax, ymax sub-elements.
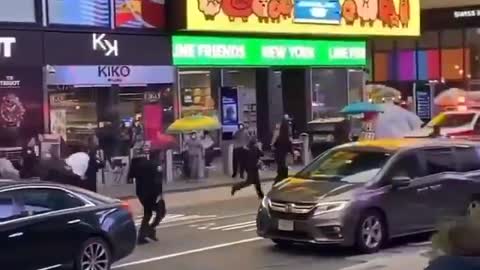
<box><xmin>179</xmin><ymin>70</ymin><xmax>210</xmax><ymax>75</ymax></box>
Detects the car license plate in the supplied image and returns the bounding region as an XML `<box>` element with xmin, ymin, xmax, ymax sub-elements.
<box><xmin>278</xmin><ymin>220</ymin><xmax>294</xmax><ymax>231</ymax></box>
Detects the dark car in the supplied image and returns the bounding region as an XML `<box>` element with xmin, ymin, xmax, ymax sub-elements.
<box><xmin>0</xmin><ymin>180</ymin><xmax>136</xmax><ymax>270</ymax></box>
<box><xmin>257</xmin><ymin>138</ymin><xmax>480</xmax><ymax>253</ymax></box>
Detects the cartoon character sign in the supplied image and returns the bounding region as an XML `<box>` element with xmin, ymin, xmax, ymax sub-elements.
<box><xmin>268</xmin><ymin>0</ymin><xmax>282</xmax><ymax>23</ymax></box>
<box><xmin>252</xmin><ymin>0</ymin><xmax>270</xmax><ymax>23</ymax></box>
<box><xmin>198</xmin><ymin>0</ymin><xmax>222</xmax><ymax>20</ymax></box>
<box><xmin>221</xmin><ymin>0</ymin><xmax>254</xmax><ymax>22</ymax></box>
<box><xmin>378</xmin><ymin>0</ymin><xmax>397</xmax><ymax>27</ymax></box>
<box><xmin>279</xmin><ymin>0</ymin><xmax>293</xmax><ymax>19</ymax></box>
<box><xmin>341</xmin><ymin>0</ymin><xmax>358</xmax><ymax>26</ymax></box>
<box><xmin>355</xmin><ymin>0</ymin><xmax>378</xmax><ymax>26</ymax></box>
<box><xmin>399</xmin><ymin>0</ymin><xmax>410</xmax><ymax>27</ymax></box>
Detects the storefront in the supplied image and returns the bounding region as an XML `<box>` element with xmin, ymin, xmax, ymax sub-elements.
<box><xmin>371</xmin><ymin>5</ymin><xmax>480</xmax><ymax>119</ymax></box>
<box><xmin>169</xmin><ymin>0</ymin><xmax>420</xmax><ymax>143</ymax></box>
<box><xmin>44</xmin><ymin>31</ymin><xmax>175</xmax><ymax>154</ymax></box>
<box><xmin>0</xmin><ymin>30</ymin><xmax>43</xmax><ymax>153</ymax></box>
<box><xmin>172</xmin><ymin>35</ymin><xmax>367</xmax><ymax>143</ymax></box>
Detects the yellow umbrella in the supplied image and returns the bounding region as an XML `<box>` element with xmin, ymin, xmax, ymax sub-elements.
<box><xmin>167</xmin><ymin>115</ymin><xmax>221</xmax><ymax>134</ymax></box>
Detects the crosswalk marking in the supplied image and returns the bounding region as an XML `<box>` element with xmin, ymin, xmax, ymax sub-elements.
<box><xmin>134</xmin><ymin>214</ymin><xmax>217</xmax><ymax>226</ymax></box>
<box><xmin>198</xmin><ymin>223</ymin><xmax>216</xmax><ymax>230</ymax></box>
<box><xmin>243</xmin><ymin>227</ymin><xmax>257</xmax><ymax>232</ymax></box>
<box><xmin>208</xmin><ymin>221</ymin><xmax>255</xmax><ymax>231</ymax></box>
<box><xmin>222</xmin><ymin>222</ymin><xmax>256</xmax><ymax>231</ymax></box>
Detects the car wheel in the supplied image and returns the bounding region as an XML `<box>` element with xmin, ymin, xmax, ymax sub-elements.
<box><xmin>355</xmin><ymin>211</ymin><xmax>386</xmax><ymax>253</ymax></box>
<box><xmin>75</xmin><ymin>237</ymin><xmax>112</xmax><ymax>270</ymax></box>
<box><xmin>272</xmin><ymin>239</ymin><xmax>293</xmax><ymax>248</ymax></box>
<box><xmin>467</xmin><ymin>199</ymin><xmax>480</xmax><ymax>216</ymax></box>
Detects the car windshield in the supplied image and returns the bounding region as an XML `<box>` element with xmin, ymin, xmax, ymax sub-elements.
<box><xmin>295</xmin><ymin>148</ymin><xmax>392</xmax><ymax>183</ymax></box>
<box><xmin>428</xmin><ymin>113</ymin><xmax>475</xmax><ymax>128</ymax></box>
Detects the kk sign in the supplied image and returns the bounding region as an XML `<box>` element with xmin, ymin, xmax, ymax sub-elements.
<box><xmin>172</xmin><ymin>35</ymin><xmax>366</xmax><ymax>66</ymax></box>
<box><xmin>187</xmin><ymin>0</ymin><xmax>420</xmax><ymax>36</ymax></box>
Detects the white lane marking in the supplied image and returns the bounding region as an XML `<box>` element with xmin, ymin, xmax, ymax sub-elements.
<box><xmin>341</xmin><ymin>250</ymin><xmax>429</xmax><ymax>270</ymax></box>
<box><xmin>243</xmin><ymin>227</ymin><xmax>258</xmax><ymax>232</ymax></box>
<box><xmin>163</xmin><ymin>214</ymin><xmax>185</xmax><ymax>221</ymax></box>
<box><xmin>209</xmin><ymin>220</ymin><xmax>255</xmax><ymax>231</ymax></box>
<box><xmin>112</xmin><ymin>237</ymin><xmax>262</xmax><ymax>269</ymax></box>
<box><xmin>156</xmin><ymin>212</ymin><xmax>255</xmax><ymax>229</ymax></box>
<box><xmin>222</xmin><ymin>223</ymin><xmax>256</xmax><ymax>231</ymax></box>
<box><xmin>197</xmin><ymin>223</ymin><xmax>216</xmax><ymax>230</ymax></box>
<box><xmin>38</xmin><ymin>265</ymin><xmax>62</xmax><ymax>270</ymax></box>
<box><xmin>135</xmin><ymin>215</ymin><xmax>217</xmax><ymax>226</ymax></box>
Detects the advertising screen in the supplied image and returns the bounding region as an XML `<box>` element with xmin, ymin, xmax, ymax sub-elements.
<box><xmin>115</xmin><ymin>0</ymin><xmax>165</xmax><ymax>28</ymax></box>
<box><xmin>48</xmin><ymin>0</ymin><xmax>110</xmax><ymax>27</ymax></box>
<box><xmin>172</xmin><ymin>35</ymin><xmax>366</xmax><ymax>66</ymax></box>
<box><xmin>186</xmin><ymin>0</ymin><xmax>420</xmax><ymax>36</ymax></box>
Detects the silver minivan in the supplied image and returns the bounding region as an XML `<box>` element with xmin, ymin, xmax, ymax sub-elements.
<box><xmin>257</xmin><ymin>139</ymin><xmax>480</xmax><ymax>253</ymax></box>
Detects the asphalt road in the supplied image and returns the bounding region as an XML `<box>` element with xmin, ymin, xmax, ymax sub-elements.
<box><xmin>112</xmin><ymin>193</ymin><xmax>431</xmax><ymax>270</ymax></box>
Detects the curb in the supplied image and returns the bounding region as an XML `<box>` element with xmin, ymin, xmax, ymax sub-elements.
<box><xmin>118</xmin><ymin>178</ymin><xmax>275</xmax><ymax>200</ymax></box>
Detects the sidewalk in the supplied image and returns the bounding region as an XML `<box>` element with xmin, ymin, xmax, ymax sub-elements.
<box><xmin>99</xmin><ymin>165</ymin><xmax>302</xmax><ymax>199</ymax></box>
<box><xmin>343</xmin><ymin>251</ymin><xmax>430</xmax><ymax>270</ymax></box>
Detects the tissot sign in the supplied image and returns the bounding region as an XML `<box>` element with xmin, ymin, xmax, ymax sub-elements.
<box><xmin>0</xmin><ymin>31</ymin><xmax>42</xmax><ymax>66</ymax></box>
<box><xmin>45</xmin><ymin>32</ymin><xmax>172</xmax><ymax>65</ymax></box>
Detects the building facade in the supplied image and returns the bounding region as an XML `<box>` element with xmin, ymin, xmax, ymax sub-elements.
<box><xmin>169</xmin><ymin>0</ymin><xmax>420</xmax><ymax>145</ymax></box>
<box><xmin>371</xmin><ymin>5</ymin><xmax>480</xmax><ymax>120</ymax></box>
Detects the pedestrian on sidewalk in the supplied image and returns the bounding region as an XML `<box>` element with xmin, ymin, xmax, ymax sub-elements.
<box><xmin>273</xmin><ymin>118</ymin><xmax>293</xmax><ymax>184</ymax></box>
<box><xmin>129</xmin><ymin>150</ymin><xmax>166</xmax><ymax>244</ymax></box>
<box><xmin>231</xmin><ymin>138</ymin><xmax>264</xmax><ymax>199</ymax></box>
<box><xmin>232</xmin><ymin>123</ymin><xmax>249</xmax><ymax>179</ymax></box>
<box><xmin>184</xmin><ymin>131</ymin><xmax>204</xmax><ymax>179</ymax></box>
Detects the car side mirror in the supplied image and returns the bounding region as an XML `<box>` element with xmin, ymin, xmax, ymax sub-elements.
<box><xmin>392</xmin><ymin>176</ymin><xmax>412</xmax><ymax>188</ymax></box>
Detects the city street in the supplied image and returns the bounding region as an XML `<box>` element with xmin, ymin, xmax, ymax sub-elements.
<box><xmin>113</xmin><ymin>185</ymin><xmax>431</xmax><ymax>270</ymax></box>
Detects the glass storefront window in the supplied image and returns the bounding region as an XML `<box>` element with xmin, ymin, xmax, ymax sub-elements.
<box><xmin>178</xmin><ymin>70</ymin><xmax>216</xmax><ymax>118</ymax></box>
<box><xmin>311</xmin><ymin>69</ymin><xmax>348</xmax><ymax>119</ymax></box>
<box><xmin>49</xmin><ymin>87</ymin><xmax>98</xmax><ymax>149</ymax></box>
<box><xmin>440</xmin><ymin>30</ymin><xmax>465</xmax><ymax>81</ymax></box>
<box><xmin>441</xmin><ymin>30</ymin><xmax>463</xmax><ymax>49</ymax></box>
<box><xmin>466</xmin><ymin>28</ymin><xmax>480</xmax><ymax>79</ymax></box>
<box><xmin>48</xmin><ymin>85</ymin><xmax>174</xmax><ymax>156</ymax></box>
<box><xmin>222</xmin><ymin>69</ymin><xmax>257</xmax><ymax>135</ymax></box>
<box><xmin>373</xmin><ymin>39</ymin><xmax>394</xmax><ymax>82</ymax></box>
<box><xmin>417</xmin><ymin>31</ymin><xmax>440</xmax><ymax>81</ymax></box>
<box><xmin>419</xmin><ymin>31</ymin><xmax>439</xmax><ymax>49</ymax></box>
<box><xmin>374</xmin><ymin>39</ymin><xmax>394</xmax><ymax>51</ymax></box>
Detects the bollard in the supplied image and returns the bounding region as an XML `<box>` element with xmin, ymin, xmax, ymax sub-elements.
<box><xmin>300</xmin><ymin>133</ymin><xmax>311</xmax><ymax>166</ymax></box>
<box><xmin>223</xmin><ymin>143</ymin><xmax>234</xmax><ymax>176</ymax></box>
<box><xmin>165</xmin><ymin>149</ymin><xmax>173</xmax><ymax>183</ymax></box>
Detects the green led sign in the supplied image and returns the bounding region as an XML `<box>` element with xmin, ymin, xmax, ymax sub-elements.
<box><xmin>172</xmin><ymin>35</ymin><xmax>366</xmax><ymax>67</ymax></box>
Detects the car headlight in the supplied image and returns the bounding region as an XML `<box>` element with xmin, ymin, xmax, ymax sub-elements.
<box><xmin>261</xmin><ymin>196</ymin><xmax>270</xmax><ymax>208</ymax></box>
<box><xmin>313</xmin><ymin>201</ymin><xmax>349</xmax><ymax>216</ymax></box>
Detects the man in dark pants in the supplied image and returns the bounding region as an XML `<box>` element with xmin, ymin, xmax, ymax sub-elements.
<box><xmin>129</xmin><ymin>151</ymin><xmax>165</xmax><ymax>244</ymax></box>
<box><xmin>231</xmin><ymin>139</ymin><xmax>264</xmax><ymax>199</ymax></box>
<box><xmin>232</xmin><ymin>123</ymin><xmax>249</xmax><ymax>178</ymax></box>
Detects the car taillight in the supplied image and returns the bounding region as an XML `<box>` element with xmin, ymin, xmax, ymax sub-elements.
<box><xmin>447</xmin><ymin>130</ymin><xmax>474</xmax><ymax>138</ymax></box>
<box><xmin>121</xmin><ymin>201</ymin><xmax>133</xmax><ymax>216</ymax></box>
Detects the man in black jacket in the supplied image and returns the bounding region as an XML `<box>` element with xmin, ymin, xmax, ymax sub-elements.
<box><xmin>129</xmin><ymin>150</ymin><xmax>165</xmax><ymax>244</ymax></box>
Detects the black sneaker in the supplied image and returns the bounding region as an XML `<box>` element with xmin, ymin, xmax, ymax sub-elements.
<box><xmin>137</xmin><ymin>238</ymin><xmax>149</xmax><ymax>245</ymax></box>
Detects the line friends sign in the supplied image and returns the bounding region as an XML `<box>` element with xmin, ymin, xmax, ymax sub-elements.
<box><xmin>188</xmin><ymin>0</ymin><xmax>420</xmax><ymax>36</ymax></box>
